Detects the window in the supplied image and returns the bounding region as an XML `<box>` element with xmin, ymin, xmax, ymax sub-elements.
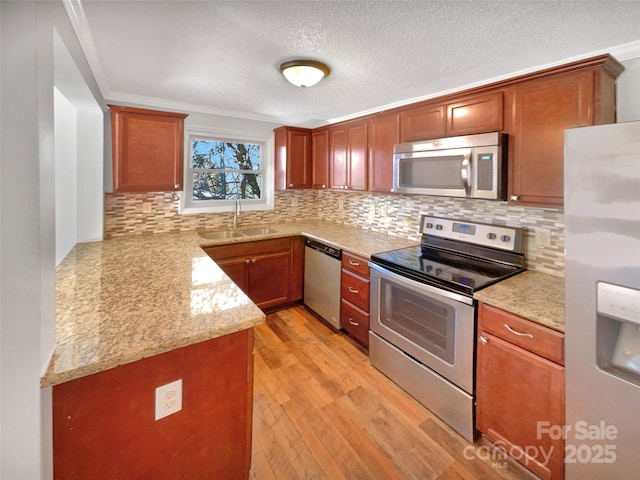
<box><xmin>180</xmin><ymin>129</ymin><xmax>274</xmax><ymax>214</ymax></box>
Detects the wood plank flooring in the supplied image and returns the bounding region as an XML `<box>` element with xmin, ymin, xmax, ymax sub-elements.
<box><xmin>250</xmin><ymin>306</ymin><xmax>538</xmax><ymax>480</ymax></box>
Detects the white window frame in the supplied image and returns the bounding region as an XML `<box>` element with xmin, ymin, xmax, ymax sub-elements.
<box><xmin>180</xmin><ymin>127</ymin><xmax>274</xmax><ymax>215</ymax></box>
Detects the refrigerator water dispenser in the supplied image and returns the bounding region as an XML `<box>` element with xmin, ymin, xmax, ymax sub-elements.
<box><xmin>596</xmin><ymin>281</ymin><xmax>640</xmax><ymax>386</ymax></box>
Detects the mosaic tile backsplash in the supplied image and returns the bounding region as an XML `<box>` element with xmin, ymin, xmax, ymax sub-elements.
<box><xmin>105</xmin><ymin>190</ymin><xmax>565</xmax><ymax>276</ymax></box>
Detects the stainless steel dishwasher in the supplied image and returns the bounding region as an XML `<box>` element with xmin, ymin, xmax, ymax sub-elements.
<box><xmin>304</xmin><ymin>238</ymin><xmax>342</xmax><ymax>329</ymax></box>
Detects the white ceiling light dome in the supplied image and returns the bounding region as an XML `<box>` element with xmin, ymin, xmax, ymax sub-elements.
<box><xmin>280</xmin><ymin>60</ymin><xmax>331</xmax><ymax>88</ymax></box>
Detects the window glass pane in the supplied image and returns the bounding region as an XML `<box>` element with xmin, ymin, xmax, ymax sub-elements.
<box><xmin>192</xmin><ymin>140</ymin><xmax>261</xmax><ymax>170</ymax></box>
<box><xmin>193</xmin><ymin>172</ymin><xmax>262</xmax><ymax>200</ymax></box>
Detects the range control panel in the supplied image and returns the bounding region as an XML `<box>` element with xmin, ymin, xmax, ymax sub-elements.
<box><xmin>420</xmin><ymin>215</ymin><xmax>523</xmax><ymax>252</ymax></box>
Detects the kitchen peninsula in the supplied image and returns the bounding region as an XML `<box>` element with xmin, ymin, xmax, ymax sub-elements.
<box><xmin>43</xmin><ymin>220</ymin><xmax>416</xmax><ymax>479</ymax></box>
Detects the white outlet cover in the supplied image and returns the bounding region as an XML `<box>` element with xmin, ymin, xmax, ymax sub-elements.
<box><xmin>155</xmin><ymin>379</ymin><xmax>182</xmax><ymax>420</ymax></box>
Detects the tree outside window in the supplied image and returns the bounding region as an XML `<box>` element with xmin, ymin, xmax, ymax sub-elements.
<box><xmin>191</xmin><ymin>139</ymin><xmax>263</xmax><ymax>201</ymax></box>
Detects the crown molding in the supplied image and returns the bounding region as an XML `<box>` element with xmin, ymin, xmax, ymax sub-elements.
<box><xmin>326</xmin><ymin>40</ymin><xmax>640</xmax><ymax>126</ymax></box>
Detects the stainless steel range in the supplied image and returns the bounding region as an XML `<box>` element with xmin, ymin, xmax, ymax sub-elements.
<box><xmin>369</xmin><ymin>215</ymin><xmax>525</xmax><ymax>441</ymax></box>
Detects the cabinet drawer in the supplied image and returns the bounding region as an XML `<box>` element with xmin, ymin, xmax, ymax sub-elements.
<box><xmin>341</xmin><ymin>269</ymin><xmax>370</xmax><ymax>312</ymax></box>
<box><xmin>341</xmin><ymin>299</ymin><xmax>370</xmax><ymax>347</ymax></box>
<box><xmin>479</xmin><ymin>303</ymin><xmax>564</xmax><ymax>365</ymax></box>
<box><xmin>341</xmin><ymin>252</ymin><xmax>370</xmax><ymax>278</ymax></box>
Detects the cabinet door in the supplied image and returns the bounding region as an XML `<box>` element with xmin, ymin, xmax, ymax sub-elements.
<box><xmin>509</xmin><ymin>70</ymin><xmax>593</xmax><ymax>206</ymax></box>
<box><xmin>248</xmin><ymin>250</ymin><xmax>292</xmax><ymax>310</ymax></box>
<box><xmin>109</xmin><ymin>105</ymin><xmax>188</xmax><ymax>192</ymax></box>
<box><xmin>347</xmin><ymin>122</ymin><xmax>368</xmax><ymax>191</ymax></box>
<box><xmin>312</xmin><ymin>129</ymin><xmax>330</xmax><ymax>189</ymax></box>
<box><xmin>274</xmin><ymin>127</ymin><xmax>311</xmax><ymax>190</ymax></box>
<box><xmin>399</xmin><ymin>103</ymin><xmax>446</xmax><ymax>142</ymax></box>
<box><xmin>477</xmin><ymin>332</ymin><xmax>565</xmax><ymax>480</ymax></box>
<box><xmin>446</xmin><ymin>91</ymin><xmax>503</xmax><ymax>136</ymax></box>
<box><xmin>330</xmin><ymin>126</ymin><xmax>348</xmax><ymax>189</ymax></box>
<box><xmin>368</xmin><ymin>113</ymin><xmax>399</xmax><ymax>193</ymax></box>
<box><xmin>215</xmin><ymin>257</ymin><xmax>249</xmax><ymax>292</ymax></box>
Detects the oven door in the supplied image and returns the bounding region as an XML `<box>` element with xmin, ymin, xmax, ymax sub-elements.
<box><xmin>369</xmin><ymin>262</ymin><xmax>475</xmax><ymax>393</ymax></box>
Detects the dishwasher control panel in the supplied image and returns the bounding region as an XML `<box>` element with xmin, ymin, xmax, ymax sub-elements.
<box><xmin>305</xmin><ymin>238</ymin><xmax>342</xmax><ymax>260</ymax></box>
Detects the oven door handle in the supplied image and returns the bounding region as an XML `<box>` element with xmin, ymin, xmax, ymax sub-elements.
<box><xmin>369</xmin><ymin>262</ymin><xmax>474</xmax><ymax>306</ymax></box>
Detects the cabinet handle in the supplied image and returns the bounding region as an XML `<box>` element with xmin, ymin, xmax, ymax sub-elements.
<box><xmin>348</xmin><ymin>260</ymin><xmax>360</xmax><ymax>266</ymax></box>
<box><xmin>245</xmin><ymin>259</ymin><xmax>250</xmax><ymax>264</ymax></box>
<box><xmin>289</xmin><ymin>183</ymin><xmax>294</xmax><ymax>187</ymax></box>
<box><xmin>174</xmin><ymin>184</ymin><xmax>181</xmax><ymax>189</ymax></box>
<box><xmin>348</xmin><ymin>287</ymin><xmax>359</xmax><ymax>294</ymax></box>
<box><xmin>479</xmin><ymin>335</ymin><xmax>489</xmax><ymax>344</ymax></box>
<box><xmin>348</xmin><ymin>318</ymin><xmax>360</xmax><ymax>327</ymax></box>
<box><xmin>322</xmin><ymin>184</ymin><xmax>326</xmax><ymax>188</ymax></box>
<box><xmin>510</xmin><ymin>195</ymin><xmax>519</xmax><ymax>201</ymax></box>
<box><xmin>251</xmin><ymin>258</ymin><xmax>257</xmax><ymax>264</ymax></box>
<box><xmin>503</xmin><ymin>324</ymin><xmax>533</xmax><ymax>338</ymax></box>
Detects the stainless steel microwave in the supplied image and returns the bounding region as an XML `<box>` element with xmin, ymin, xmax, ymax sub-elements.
<box><xmin>392</xmin><ymin>132</ymin><xmax>507</xmax><ymax>200</ymax></box>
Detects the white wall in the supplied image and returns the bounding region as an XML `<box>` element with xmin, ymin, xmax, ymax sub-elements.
<box><xmin>0</xmin><ymin>1</ymin><xmax>104</xmax><ymax>479</ymax></box>
<box><xmin>618</xmin><ymin>57</ymin><xmax>640</xmax><ymax>122</ymax></box>
<box><xmin>54</xmin><ymin>88</ymin><xmax>78</xmax><ymax>264</ymax></box>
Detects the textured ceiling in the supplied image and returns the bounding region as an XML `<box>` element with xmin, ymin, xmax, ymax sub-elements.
<box><xmin>68</xmin><ymin>0</ymin><xmax>640</xmax><ymax>127</ymax></box>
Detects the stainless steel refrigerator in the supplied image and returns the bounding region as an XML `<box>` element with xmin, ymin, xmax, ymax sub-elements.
<box><xmin>564</xmin><ymin>120</ymin><xmax>640</xmax><ymax>479</ymax></box>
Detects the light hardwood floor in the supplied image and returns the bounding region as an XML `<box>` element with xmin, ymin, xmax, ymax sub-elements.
<box><xmin>250</xmin><ymin>305</ymin><xmax>537</xmax><ymax>480</ymax></box>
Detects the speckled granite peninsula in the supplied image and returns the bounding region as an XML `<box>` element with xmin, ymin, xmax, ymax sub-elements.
<box><xmin>473</xmin><ymin>270</ymin><xmax>565</xmax><ymax>332</ymax></box>
<box><xmin>43</xmin><ymin>220</ymin><xmax>417</xmax><ymax>387</ymax></box>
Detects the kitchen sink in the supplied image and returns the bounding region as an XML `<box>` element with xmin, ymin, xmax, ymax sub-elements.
<box><xmin>240</xmin><ymin>228</ymin><xmax>278</xmax><ymax>236</ymax></box>
<box><xmin>199</xmin><ymin>230</ymin><xmax>247</xmax><ymax>240</ymax></box>
<box><xmin>198</xmin><ymin>227</ymin><xmax>278</xmax><ymax>240</ymax></box>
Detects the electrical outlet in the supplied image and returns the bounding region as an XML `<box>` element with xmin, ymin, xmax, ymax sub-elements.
<box><xmin>291</xmin><ymin>196</ymin><xmax>298</xmax><ymax>207</ymax></box>
<box><xmin>380</xmin><ymin>205</ymin><xmax>388</xmax><ymax>217</ymax></box>
<box><xmin>368</xmin><ymin>204</ymin><xmax>376</xmax><ymax>216</ymax></box>
<box><xmin>534</xmin><ymin>228</ymin><xmax>551</xmax><ymax>248</ymax></box>
<box><xmin>142</xmin><ymin>202</ymin><xmax>152</xmax><ymax>213</ymax></box>
<box><xmin>338</xmin><ymin>199</ymin><xmax>344</xmax><ymax>211</ymax></box>
<box><xmin>155</xmin><ymin>379</ymin><xmax>182</xmax><ymax>420</ymax></box>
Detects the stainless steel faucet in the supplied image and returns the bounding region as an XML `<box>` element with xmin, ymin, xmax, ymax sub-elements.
<box><xmin>232</xmin><ymin>199</ymin><xmax>242</xmax><ymax>229</ymax></box>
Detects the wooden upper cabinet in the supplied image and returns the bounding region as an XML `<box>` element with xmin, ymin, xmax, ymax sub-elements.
<box><xmin>108</xmin><ymin>105</ymin><xmax>188</xmax><ymax>192</ymax></box>
<box><xmin>368</xmin><ymin>113</ymin><xmax>400</xmax><ymax>193</ymax></box>
<box><xmin>507</xmin><ymin>55</ymin><xmax>622</xmax><ymax>207</ymax></box>
<box><xmin>399</xmin><ymin>103</ymin><xmax>446</xmax><ymax>142</ymax></box>
<box><xmin>348</xmin><ymin>122</ymin><xmax>368</xmax><ymax>191</ymax></box>
<box><xmin>509</xmin><ymin>72</ymin><xmax>593</xmax><ymax>206</ymax></box>
<box><xmin>274</xmin><ymin>126</ymin><xmax>312</xmax><ymax>190</ymax></box>
<box><xmin>311</xmin><ymin>129</ymin><xmax>330</xmax><ymax>189</ymax></box>
<box><xmin>330</xmin><ymin>121</ymin><xmax>367</xmax><ymax>191</ymax></box>
<box><xmin>330</xmin><ymin>126</ymin><xmax>348</xmax><ymax>189</ymax></box>
<box><xmin>445</xmin><ymin>91</ymin><xmax>503</xmax><ymax>136</ymax></box>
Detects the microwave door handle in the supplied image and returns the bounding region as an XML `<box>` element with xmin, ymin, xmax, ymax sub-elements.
<box><xmin>461</xmin><ymin>155</ymin><xmax>471</xmax><ymax>196</ymax></box>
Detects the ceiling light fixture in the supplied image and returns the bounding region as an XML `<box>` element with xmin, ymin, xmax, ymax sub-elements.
<box><xmin>279</xmin><ymin>60</ymin><xmax>331</xmax><ymax>87</ymax></box>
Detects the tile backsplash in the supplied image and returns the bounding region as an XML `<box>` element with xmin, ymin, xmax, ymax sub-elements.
<box><xmin>105</xmin><ymin>190</ymin><xmax>564</xmax><ymax>277</ymax></box>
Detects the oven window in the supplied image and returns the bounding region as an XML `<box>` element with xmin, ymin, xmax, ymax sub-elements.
<box><xmin>380</xmin><ymin>280</ymin><xmax>456</xmax><ymax>364</ymax></box>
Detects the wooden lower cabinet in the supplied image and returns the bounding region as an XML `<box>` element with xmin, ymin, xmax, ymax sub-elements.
<box><xmin>340</xmin><ymin>252</ymin><xmax>370</xmax><ymax>347</ymax></box>
<box><xmin>204</xmin><ymin>237</ymin><xmax>304</xmax><ymax>311</ymax></box>
<box><xmin>476</xmin><ymin>303</ymin><xmax>565</xmax><ymax>480</ymax></box>
<box><xmin>53</xmin><ymin>330</ymin><xmax>254</xmax><ymax>480</ymax></box>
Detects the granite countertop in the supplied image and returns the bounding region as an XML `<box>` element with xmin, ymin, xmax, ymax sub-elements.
<box><xmin>42</xmin><ymin>221</ymin><xmax>418</xmax><ymax>388</ymax></box>
<box><xmin>196</xmin><ymin>220</ymin><xmax>419</xmax><ymax>259</ymax></box>
<box><xmin>473</xmin><ymin>270</ymin><xmax>565</xmax><ymax>332</ymax></box>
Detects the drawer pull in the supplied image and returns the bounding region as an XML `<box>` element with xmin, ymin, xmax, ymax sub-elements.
<box><xmin>348</xmin><ymin>318</ymin><xmax>360</xmax><ymax>327</ymax></box>
<box><xmin>479</xmin><ymin>335</ymin><xmax>488</xmax><ymax>344</ymax></box>
<box><xmin>504</xmin><ymin>324</ymin><xmax>533</xmax><ymax>338</ymax></box>
<box><xmin>348</xmin><ymin>260</ymin><xmax>361</xmax><ymax>266</ymax></box>
<box><xmin>251</xmin><ymin>258</ymin><xmax>257</xmax><ymax>264</ymax></box>
<box><xmin>348</xmin><ymin>287</ymin><xmax>359</xmax><ymax>294</ymax></box>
